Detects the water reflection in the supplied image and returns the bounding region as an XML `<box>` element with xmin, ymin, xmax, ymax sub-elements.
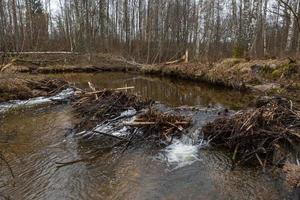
<box><xmin>48</xmin><ymin>72</ymin><xmax>253</xmax><ymax>109</ymax></box>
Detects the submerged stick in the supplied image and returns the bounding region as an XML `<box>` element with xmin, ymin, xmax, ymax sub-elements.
<box><xmin>92</xmin><ymin>130</ymin><xmax>129</xmax><ymax>141</ymax></box>
<box><xmin>124</xmin><ymin>121</ymin><xmax>189</xmax><ymax>126</ymax></box>
<box><xmin>79</xmin><ymin>87</ymin><xmax>135</xmax><ymax>96</ymax></box>
<box><xmin>55</xmin><ymin>140</ymin><xmax>127</xmax><ymax>168</ymax></box>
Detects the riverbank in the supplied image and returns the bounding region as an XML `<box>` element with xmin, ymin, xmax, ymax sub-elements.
<box><xmin>0</xmin><ymin>75</ymin><xmax>68</xmax><ymax>102</ymax></box>
<box><xmin>0</xmin><ymin>53</ymin><xmax>141</xmax><ymax>73</ymax></box>
<box><xmin>142</xmin><ymin>58</ymin><xmax>300</xmax><ymax>92</ymax></box>
<box><xmin>1</xmin><ymin>53</ymin><xmax>300</xmax><ymax>103</ymax></box>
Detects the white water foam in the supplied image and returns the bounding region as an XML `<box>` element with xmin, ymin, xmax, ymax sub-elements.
<box><xmin>157</xmin><ymin>134</ymin><xmax>206</xmax><ymax>170</ymax></box>
<box><xmin>76</xmin><ymin>109</ymin><xmax>137</xmax><ymax>139</ymax></box>
<box><xmin>0</xmin><ymin>88</ymin><xmax>74</xmax><ymax>112</ymax></box>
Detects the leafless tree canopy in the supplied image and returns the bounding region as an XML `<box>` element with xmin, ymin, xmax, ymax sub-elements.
<box><xmin>0</xmin><ymin>0</ymin><xmax>299</xmax><ymax>62</ymax></box>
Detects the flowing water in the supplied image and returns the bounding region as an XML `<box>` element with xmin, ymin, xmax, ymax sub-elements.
<box><xmin>0</xmin><ymin>72</ymin><xmax>293</xmax><ymax>200</ymax></box>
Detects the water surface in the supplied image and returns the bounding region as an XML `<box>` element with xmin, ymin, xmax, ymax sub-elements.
<box><xmin>0</xmin><ymin>73</ymin><xmax>290</xmax><ymax>200</ymax></box>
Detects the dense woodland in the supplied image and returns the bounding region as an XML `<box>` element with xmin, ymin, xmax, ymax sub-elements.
<box><xmin>0</xmin><ymin>0</ymin><xmax>300</xmax><ymax>62</ymax></box>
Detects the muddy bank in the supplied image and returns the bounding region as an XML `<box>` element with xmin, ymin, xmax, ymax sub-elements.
<box><xmin>0</xmin><ymin>75</ymin><xmax>68</xmax><ymax>102</ymax></box>
<box><xmin>0</xmin><ymin>53</ymin><xmax>140</xmax><ymax>74</ymax></box>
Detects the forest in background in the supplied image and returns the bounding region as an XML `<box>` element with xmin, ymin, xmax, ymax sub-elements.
<box><xmin>0</xmin><ymin>0</ymin><xmax>300</xmax><ymax>63</ymax></box>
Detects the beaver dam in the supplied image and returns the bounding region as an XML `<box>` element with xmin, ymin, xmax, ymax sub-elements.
<box><xmin>0</xmin><ymin>73</ymin><xmax>299</xmax><ymax>200</ymax></box>
<box><xmin>203</xmin><ymin>97</ymin><xmax>300</xmax><ymax>168</ymax></box>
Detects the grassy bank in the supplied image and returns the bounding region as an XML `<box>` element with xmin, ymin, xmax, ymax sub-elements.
<box><xmin>142</xmin><ymin>58</ymin><xmax>299</xmax><ymax>90</ymax></box>
<box><xmin>141</xmin><ymin>58</ymin><xmax>300</xmax><ymax>104</ymax></box>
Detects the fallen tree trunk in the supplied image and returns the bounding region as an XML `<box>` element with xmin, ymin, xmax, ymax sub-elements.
<box><xmin>0</xmin><ymin>51</ymin><xmax>78</xmax><ymax>55</ymax></box>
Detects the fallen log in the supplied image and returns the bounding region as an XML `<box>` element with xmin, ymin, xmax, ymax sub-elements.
<box><xmin>0</xmin><ymin>51</ymin><xmax>78</xmax><ymax>55</ymax></box>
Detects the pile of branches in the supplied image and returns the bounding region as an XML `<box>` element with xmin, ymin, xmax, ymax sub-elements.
<box><xmin>125</xmin><ymin>109</ymin><xmax>190</xmax><ymax>144</ymax></box>
<box><xmin>202</xmin><ymin>96</ymin><xmax>300</xmax><ymax>167</ymax></box>
<box><xmin>71</xmin><ymin>84</ymin><xmax>190</xmax><ymax>143</ymax></box>
<box><xmin>72</xmin><ymin>86</ymin><xmax>153</xmax><ymax>130</ymax></box>
<box><xmin>57</xmin><ymin>86</ymin><xmax>191</xmax><ymax>168</ymax></box>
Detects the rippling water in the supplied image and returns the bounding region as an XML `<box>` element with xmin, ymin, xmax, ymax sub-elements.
<box><xmin>0</xmin><ymin>73</ymin><xmax>292</xmax><ymax>200</ymax></box>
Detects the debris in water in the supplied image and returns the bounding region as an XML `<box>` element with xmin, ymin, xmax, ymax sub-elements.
<box><xmin>202</xmin><ymin>96</ymin><xmax>300</xmax><ymax>167</ymax></box>
<box><xmin>125</xmin><ymin>108</ymin><xmax>190</xmax><ymax>143</ymax></box>
<box><xmin>57</xmin><ymin>85</ymin><xmax>192</xmax><ymax>168</ymax></box>
<box><xmin>72</xmin><ymin>86</ymin><xmax>153</xmax><ymax>131</ymax></box>
<box><xmin>72</xmin><ymin>85</ymin><xmax>191</xmax><ymax>144</ymax></box>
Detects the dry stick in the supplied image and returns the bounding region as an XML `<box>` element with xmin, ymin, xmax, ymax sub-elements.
<box><xmin>75</xmin><ymin>87</ymin><xmax>135</xmax><ymax>100</ymax></box>
<box><xmin>232</xmin><ymin>144</ymin><xmax>240</xmax><ymax>163</ymax></box>
<box><xmin>166</xmin><ymin>122</ymin><xmax>185</xmax><ymax>131</ymax></box>
<box><xmin>49</xmin><ymin>84</ymin><xmax>69</xmax><ymax>95</ymax></box>
<box><xmin>82</xmin><ymin>87</ymin><xmax>135</xmax><ymax>96</ymax></box>
<box><xmin>235</xmin><ymin>147</ymin><xmax>266</xmax><ymax>166</ymax></box>
<box><xmin>255</xmin><ymin>153</ymin><xmax>265</xmax><ymax>171</ymax></box>
<box><xmin>88</xmin><ymin>82</ymin><xmax>98</xmax><ymax>100</ymax></box>
<box><xmin>121</xmin><ymin>129</ymin><xmax>138</xmax><ymax>154</ymax></box>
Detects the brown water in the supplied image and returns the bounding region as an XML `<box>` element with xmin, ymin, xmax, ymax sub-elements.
<box><xmin>0</xmin><ymin>73</ymin><xmax>292</xmax><ymax>200</ymax></box>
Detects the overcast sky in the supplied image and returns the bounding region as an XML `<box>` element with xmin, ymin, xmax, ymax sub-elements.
<box><xmin>49</xmin><ymin>0</ymin><xmax>60</xmax><ymax>13</ymax></box>
<box><xmin>48</xmin><ymin>0</ymin><xmax>277</xmax><ymax>16</ymax></box>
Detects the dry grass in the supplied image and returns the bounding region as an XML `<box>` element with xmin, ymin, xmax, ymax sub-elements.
<box><xmin>141</xmin><ymin>58</ymin><xmax>300</xmax><ymax>93</ymax></box>
<box><xmin>0</xmin><ymin>75</ymin><xmax>68</xmax><ymax>102</ymax></box>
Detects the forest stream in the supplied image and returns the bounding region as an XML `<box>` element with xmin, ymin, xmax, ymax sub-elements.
<box><xmin>0</xmin><ymin>72</ymin><xmax>295</xmax><ymax>200</ymax></box>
